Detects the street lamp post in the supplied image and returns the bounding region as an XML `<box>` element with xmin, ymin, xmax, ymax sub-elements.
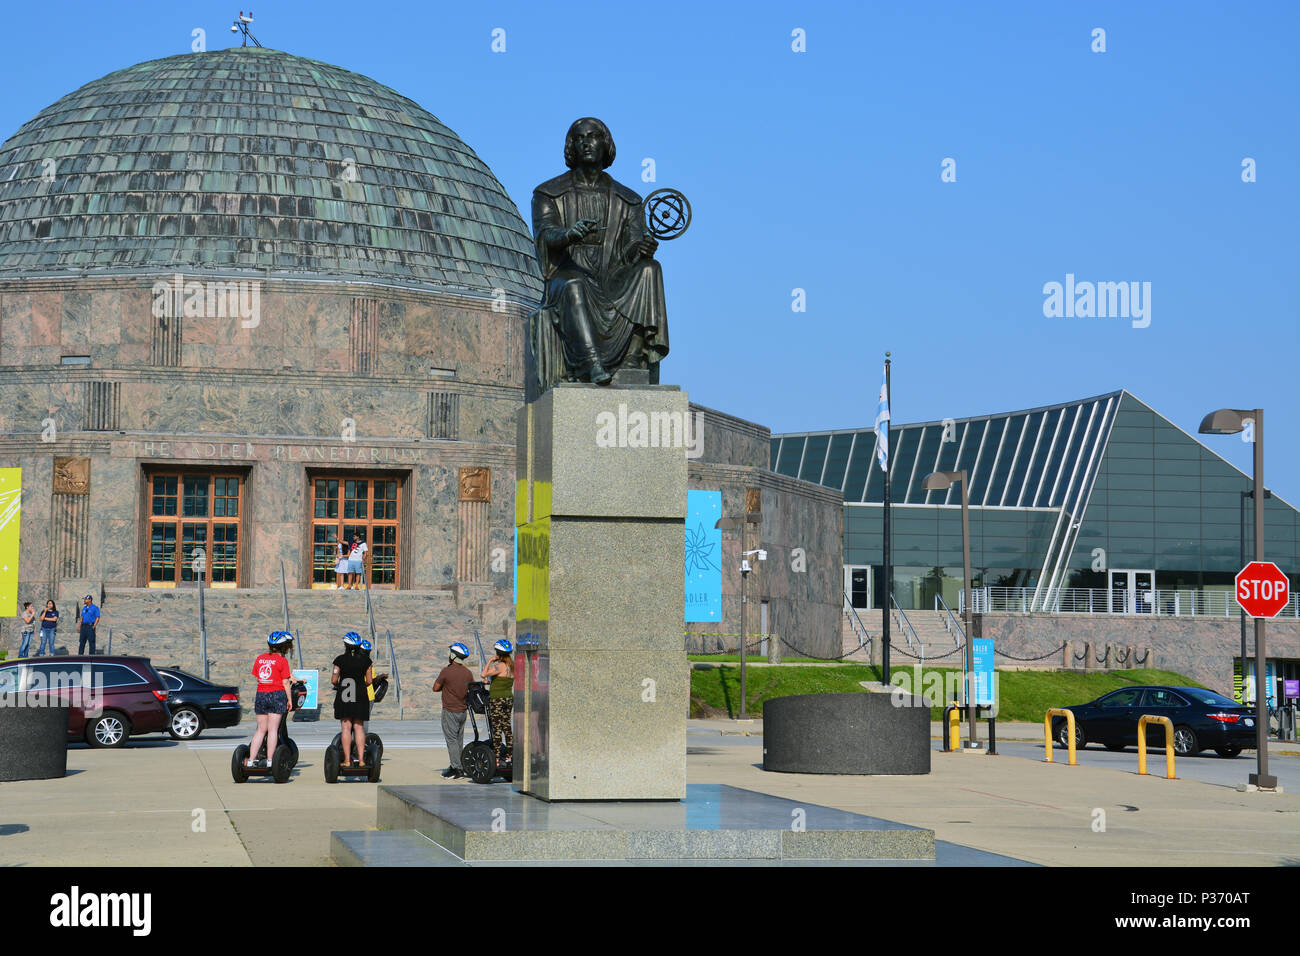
<box><xmin>1200</xmin><ymin>407</ymin><xmax>1276</xmax><ymax>790</ymax></box>
<box><xmin>922</xmin><ymin>469</ymin><xmax>977</xmax><ymax>748</ymax></box>
<box><xmin>716</xmin><ymin>514</ymin><xmax>763</xmax><ymax>720</ymax></box>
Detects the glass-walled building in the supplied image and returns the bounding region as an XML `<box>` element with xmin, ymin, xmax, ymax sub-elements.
<box><xmin>773</xmin><ymin>391</ymin><xmax>1300</xmax><ymax>613</ymax></box>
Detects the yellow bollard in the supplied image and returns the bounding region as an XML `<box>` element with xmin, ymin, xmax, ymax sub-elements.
<box><xmin>1044</xmin><ymin>708</ymin><xmax>1077</xmax><ymax>765</ymax></box>
<box><xmin>948</xmin><ymin>701</ymin><xmax>961</xmax><ymax>750</ymax></box>
<box><xmin>1137</xmin><ymin>715</ymin><xmax>1176</xmax><ymax>779</ymax></box>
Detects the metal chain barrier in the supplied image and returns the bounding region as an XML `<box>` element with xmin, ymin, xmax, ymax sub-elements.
<box><xmin>684</xmin><ymin>632</ymin><xmax>872</xmax><ymax>663</ymax></box>
<box><xmin>994</xmin><ymin>643</ymin><xmax>1068</xmax><ymax>662</ymax></box>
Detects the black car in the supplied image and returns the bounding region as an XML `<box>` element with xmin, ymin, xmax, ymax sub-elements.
<box><xmin>156</xmin><ymin>668</ymin><xmax>242</xmax><ymax>740</ymax></box>
<box><xmin>1052</xmin><ymin>685</ymin><xmax>1257</xmax><ymax>758</ymax></box>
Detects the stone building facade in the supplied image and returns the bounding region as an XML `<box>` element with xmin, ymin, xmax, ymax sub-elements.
<box><xmin>0</xmin><ymin>46</ymin><xmax>845</xmax><ymax>677</ymax></box>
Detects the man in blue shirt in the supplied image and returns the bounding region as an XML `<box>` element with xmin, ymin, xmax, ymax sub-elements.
<box><xmin>78</xmin><ymin>595</ymin><xmax>101</xmax><ymax>655</ymax></box>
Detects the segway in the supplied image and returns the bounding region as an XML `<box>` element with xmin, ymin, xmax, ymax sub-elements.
<box><xmin>231</xmin><ymin>679</ymin><xmax>306</xmax><ymax>784</ymax></box>
<box><xmin>324</xmin><ymin>675</ymin><xmax>387</xmax><ymax>783</ymax></box>
<box><xmin>461</xmin><ymin>679</ymin><xmax>512</xmax><ymax>785</ymax></box>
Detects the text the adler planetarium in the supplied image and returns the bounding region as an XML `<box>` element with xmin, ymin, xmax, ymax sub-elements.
<box><xmin>122</xmin><ymin>440</ymin><xmax>423</xmax><ymax>464</ymax></box>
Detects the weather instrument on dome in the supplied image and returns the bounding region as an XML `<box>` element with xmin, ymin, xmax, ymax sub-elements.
<box><xmin>642</xmin><ymin>188</ymin><xmax>692</xmax><ymax>241</ymax></box>
<box><xmin>231</xmin><ymin>11</ymin><xmax>262</xmax><ymax>47</ymax></box>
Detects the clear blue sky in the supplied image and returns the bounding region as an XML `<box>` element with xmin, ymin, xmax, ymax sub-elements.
<box><xmin>3</xmin><ymin>1</ymin><xmax>1297</xmax><ymax>499</ymax></box>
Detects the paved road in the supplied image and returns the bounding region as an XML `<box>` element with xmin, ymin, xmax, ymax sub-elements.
<box><xmin>973</xmin><ymin>739</ymin><xmax>1300</xmax><ymax>790</ymax></box>
<box><xmin>76</xmin><ymin>719</ymin><xmax>1300</xmax><ymax>792</ymax></box>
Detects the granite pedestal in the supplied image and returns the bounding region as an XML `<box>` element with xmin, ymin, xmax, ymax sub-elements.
<box><xmin>514</xmin><ymin>383</ymin><xmax>689</xmax><ymax>800</ymax></box>
<box><xmin>348</xmin><ymin>783</ymin><xmax>935</xmax><ymax>862</ymax></box>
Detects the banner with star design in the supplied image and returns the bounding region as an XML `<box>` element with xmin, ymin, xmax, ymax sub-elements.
<box><xmin>684</xmin><ymin>490</ymin><xmax>721</xmax><ymax>623</ymax></box>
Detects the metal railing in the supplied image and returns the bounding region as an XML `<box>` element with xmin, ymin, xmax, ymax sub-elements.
<box><xmin>384</xmin><ymin>627</ymin><xmax>402</xmax><ymax>719</ymax></box>
<box><xmin>891</xmin><ymin>594</ymin><xmax>924</xmax><ymax>663</ymax></box>
<box><xmin>842</xmin><ymin>592</ymin><xmax>872</xmax><ymax>658</ymax></box>
<box><xmin>934</xmin><ymin>593</ymin><xmax>965</xmax><ymax>648</ymax></box>
<box><xmin>971</xmin><ymin>586</ymin><xmax>1300</xmax><ymax>619</ymax></box>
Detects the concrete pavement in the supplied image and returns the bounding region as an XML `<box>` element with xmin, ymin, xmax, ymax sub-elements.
<box><xmin>0</xmin><ymin>718</ymin><xmax>1294</xmax><ymax>866</ymax></box>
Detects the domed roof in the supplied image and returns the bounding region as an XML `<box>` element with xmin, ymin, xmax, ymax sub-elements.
<box><xmin>0</xmin><ymin>48</ymin><xmax>542</xmax><ymax>302</ymax></box>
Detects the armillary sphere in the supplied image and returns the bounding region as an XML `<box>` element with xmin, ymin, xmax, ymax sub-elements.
<box><xmin>643</xmin><ymin>188</ymin><xmax>692</xmax><ymax>240</ymax></box>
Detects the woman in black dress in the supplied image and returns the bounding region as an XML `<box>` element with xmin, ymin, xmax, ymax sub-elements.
<box><xmin>331</xmin><ymin>631</ymin><xmax>372</xmax><ymax>767</ymax></box>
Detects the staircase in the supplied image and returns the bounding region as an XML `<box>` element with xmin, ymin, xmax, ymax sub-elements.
<box><xmin>840</xmin><ymin>609</ymin><xmax>965</xmax><ymax>665</ymax></box>
<box><xmin>93</xmin><ymin>586</ymin><xmax>515</xmax><ymax>719</ymax></box>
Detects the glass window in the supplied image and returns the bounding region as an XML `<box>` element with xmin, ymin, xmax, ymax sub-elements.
<box><xmin>799</xmin><ymin>435</ymin><xmax>830</xmax><ymax>484</ymax></box>
<box><xmin>908</xmin><ymin>427</ymin><xmax>942</xmax><ymax>503</ymax></box>
<box><xmin>1142</xmin><ymin>689</ymin><xmax>1188</xmax><ymax>708</ymax></box>
<box><xmin>152</xmin><ymin>476</ymin><xmax>177</xmax><ymax>516</ymax></box>
<box><xmin>182</xmin><ymin>476</ymin><xmax>209</xmax><ymax>517</ymax></box>
<box><xmin>1048</xmin><ymin>405</ymin><xmax>1092</xmax><ymax>507</ymax></box>
<box><xmin>344</xmin><ymin>480</ymin><xmax>369</xmax><ymax>519</ymax></box>
<box><xmin>990</xmin><ymin>415</ymin><xmax>1027</xmax><ymax>505</ymax></box>
<box><xmin>1021</xmin><ymin>408</ymin><xmax>1063</xmax><ymax>506</ymax></box>
<box><xmin>92</xmin><ymin>664</ymin><xmax>148</xmax><ymax>688</ymax></box>
<box><xmin>773</xmin><ymin>438</ymin><xmax>803</xmax><ymax>477</ymax></box>
<box><xmin>969</xmin><ymin>418</ymin><xmax>1004</xmax><ymax>506</ymax></box>
<box><xmin>214</xmin><ymin>476</ymin><xmax>240</xmax><ymax>517</ymax></box>
<box><xmin>1100</xmin><ymin>688</ymin><xmax>1143</xmax><ymax>708</ymax></box>
<box><xmin>889</xmin><ymin>427</ymin><xmax>919</xmax><ymax>502</ymax></box>
<box><xmin>314</xmin><ymin>479</ymin><xmax>339</xmax><ymax>518</ymax></box>
<box><xmin>947</xmin><ymin>421</ymin><xmax>984</xmax><ymax>503</ymax></box>
<box><xmin>821</xmin><ymin>433</ymin><xmax>854</xmax><ymax>491</ymax></box>
<box><xmin>311</xmin><ymin>475</ymin><xmax>402</xmax><ymax>588</ymax></box>
<box><xmin>846</xmin><ymin>434</ymin><xmax>874</xmax><ymax>503</ymax></box>
<box><xmin>149</xmin><ymin>472</ymin><xmax>242</xmax><ymax>587</ymax></box>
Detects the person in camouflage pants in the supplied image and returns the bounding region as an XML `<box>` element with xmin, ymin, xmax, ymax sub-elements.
<box><xmin>482</xmin><ymin>639</ymin><xmax>515</xmax><ymax>761</ymax></box>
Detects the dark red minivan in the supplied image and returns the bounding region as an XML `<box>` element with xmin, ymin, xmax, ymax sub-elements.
<box><xmin>0</xmin><ymin>656</ymin><xmax>170</xmax><ymax>747</ymax></box>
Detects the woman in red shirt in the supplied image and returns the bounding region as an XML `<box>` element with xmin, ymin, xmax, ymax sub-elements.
<box><xmin>246</xmin><ymin>631</ymin><xmax>294</xmax><ymax>768</ymax></box>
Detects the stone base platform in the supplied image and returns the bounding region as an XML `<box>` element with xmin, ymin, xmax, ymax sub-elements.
<box><xmin>337</xmin><ymin>783</ymin><xmax>937</xmax><ymax>864</ymax></box>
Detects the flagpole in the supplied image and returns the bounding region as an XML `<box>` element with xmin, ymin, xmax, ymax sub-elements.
<box><xmin>882</xmin><ymin>354</ymin><xmax>892</xmax><ymax>685</ymax></box>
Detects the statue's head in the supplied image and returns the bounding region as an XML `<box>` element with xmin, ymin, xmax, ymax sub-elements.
<box><xmin>564</xmin><ymin>117</ymin><xmax>616</xmax><ymax>170</ymax></box>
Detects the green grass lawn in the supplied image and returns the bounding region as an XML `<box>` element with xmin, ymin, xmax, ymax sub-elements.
<box><xmin>688</xmin><ymin>663</ymin><xmax>1204</xmax><ymax>721</ymax></box>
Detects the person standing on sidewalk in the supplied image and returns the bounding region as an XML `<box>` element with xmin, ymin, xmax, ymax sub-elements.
<box><xmin>433</xmin><ymin>642</ymin><xmax>472</xmax><ymax>779</ymax></box>
<box><xmin>481</xmin><ymin>639</ymin><xmax>514</xmax><ymax>765</ymax></box>
<box><xmin>37</xmin><ymin>600</ymin><xmax>59</xmax><ymax>656</ymax></box>
<box><xmin>18</xmin><ymin>602</ymin><xmax>35</xmax><ymax>658</ymax></box>
<box><xmin>77</xmin><ymin>594</ymin><xmax>100</xmax><ymax>655</ymax></box>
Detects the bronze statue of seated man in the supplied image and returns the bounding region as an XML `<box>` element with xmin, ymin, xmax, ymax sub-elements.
<box><xmin>531</xmin><ymin>117</ymin><xmax>669</xmax><ymax>389</ymax></box>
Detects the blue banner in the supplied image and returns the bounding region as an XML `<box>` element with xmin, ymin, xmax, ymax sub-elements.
<box><xmin>684</xmin><ymin>490</ymin><xmax>722</xmax><ymax>623</ymax></box>
<box><xmin>971</xmin><ymin>638</ymin><xmax>995</xmax><ymax>708</ymax></box>
<box><xmin>292</xmin><ymin>669</ymin><xmax>319</xmax><ymax>710</ymax></box>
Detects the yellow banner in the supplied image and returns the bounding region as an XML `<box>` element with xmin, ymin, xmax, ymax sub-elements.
<box><xmin>0</xmin><ymin>468</ymin><xmax>20</xmax><ymax>618</ymax></box>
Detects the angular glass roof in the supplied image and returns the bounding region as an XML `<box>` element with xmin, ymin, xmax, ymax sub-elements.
<box><xmin>772</xmin><ymin>391</ymin><xmax>1124</xmax><ymax>509</ymax></box>
<box><xmin>0</xmin><ymin>48</ymin><xmax>543</xmax><ymax>303</ymax></box>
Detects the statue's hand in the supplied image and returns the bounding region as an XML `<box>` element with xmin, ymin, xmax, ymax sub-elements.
<box><xmin>635</xmin><ymin>237</ymin><xmax>659</xmax><ymax>259</ymax></box>
<box><xmin>565</xmin><ymin>218</ymin><xmax>601</xmax><ymax>245</ymax></box>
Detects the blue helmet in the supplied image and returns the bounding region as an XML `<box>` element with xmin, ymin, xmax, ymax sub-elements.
<box><xmin>360</xmin><ymin>639</ymin><xmax>372</xmax><ymax>652</ymax></box>
<box><xmin>267</xmin><ymin>631</ymin><xmax>292</xmax><ymax>646</ymax></box>
<box><xmin>449</xmin><ymin>642</ymin><xmax>469</xmax><ymax>660</ymax></box>
<box><xmin>343</xmin><ymin>631</ymin><xmax>362</xmax><ymax>646</ymax></box>
<box><xmin>494</xmin><ymin>639</ymin><xmax>513</xmax><ymax>654</ymax></box>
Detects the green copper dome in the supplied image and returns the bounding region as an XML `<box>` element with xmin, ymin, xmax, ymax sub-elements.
<box><xmin>0</xmin><ymin>48</ymin><xmax>542</xmax><ymax>302</ymax></box>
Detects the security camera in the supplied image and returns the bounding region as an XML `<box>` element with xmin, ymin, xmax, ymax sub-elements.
<box><xmin>756</xmin><ymin>550</ymin><xmax>768</xmax><ymax>561</ymax></box>
<box><xmin>740</xmin><ymin>560</ymin><xmax>752</xmax><ymax>574</ymax></box>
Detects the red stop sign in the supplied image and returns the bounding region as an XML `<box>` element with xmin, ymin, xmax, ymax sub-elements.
<box><xmin>1235</xmin><ymin>561</ymin><xmax>1291</xmax><ymax>618</ymax></box>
